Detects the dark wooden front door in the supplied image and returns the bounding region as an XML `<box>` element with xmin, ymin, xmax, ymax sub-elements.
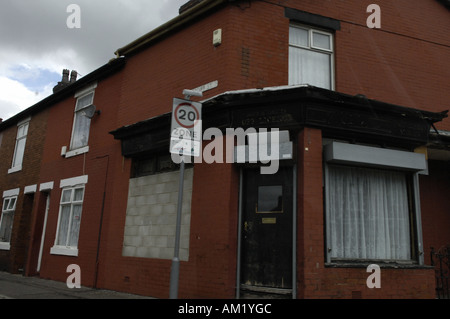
<box><xmin>241</xmin><ymin>166</ymin><xmax>293</xmax><ymax>291</ymax></box>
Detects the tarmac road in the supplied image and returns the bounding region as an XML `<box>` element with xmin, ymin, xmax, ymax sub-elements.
<box><xmin>0</xmin><ymin>271</ymin><xmax>151</xmax><ymax>299</ymax></box>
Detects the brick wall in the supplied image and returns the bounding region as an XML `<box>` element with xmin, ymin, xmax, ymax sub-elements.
<box><xmin>94</xmin><ymin>136</ymin><xmax>239</xmax><ymax>299</ymax></box>
<box><xmin>15</xmin><ymin>0</ymin><xmax>448</xmax><ymax>298</ymax></box>
<box><xmin>420</xmin><ymin>160</ymin><xmax>450</xmax><ymax>264</ymax></box>
<box><xmin>33</xmin><ymin>73</ymin><xmax>125</xmax><ymax>286</ymax></box>
<box><xmin>297</xmin><ymin>127</ymin><xmax>436</xmax><ymax>299</ymax></box>
<box><xmin>0</xmin><ymin>110</ymin><xmax>48</xmax><ymax>273</ymax></box>
<box><xmin>97</xmin><ymin>1</ymin><xmax>447</xmax><ymax>298</ymax></box>
<box><xmin>197</xmin><ymin>0</ymin><xmax>449</xmax><ymax>130</ymax></box>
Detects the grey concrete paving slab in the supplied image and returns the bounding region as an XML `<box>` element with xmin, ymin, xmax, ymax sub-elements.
<box><xmin>0</xmin><ymin>271</ymin><xmax>152</xmax><ymax>299</ymax></box>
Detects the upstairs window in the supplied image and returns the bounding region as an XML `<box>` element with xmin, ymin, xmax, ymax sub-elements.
<box><xmin>9</xmin><ymin>118</ymin><xmax>30</xmax><ymax>174</ymax></box>
<box><xmin>70</xmin><ymin>91</ymin><xmax>94</xmax><ymax>151</ymax></box>
<box><xmin>289</xmin><ymin>24</ymin><xmax>334</xmax><ymax>90</ymax></box>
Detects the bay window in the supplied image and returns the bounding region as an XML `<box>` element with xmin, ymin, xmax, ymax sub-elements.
<box><xmin>327</xmin><ymin>165</ymin><xmax>413</xmax><ymax>261</ymax></box>
<box><xmin>324</xmin><ymin>142</ymin><xmax>426</xmax><ymax>264</ymax></box>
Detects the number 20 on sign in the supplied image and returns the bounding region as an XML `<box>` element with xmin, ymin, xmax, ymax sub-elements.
<box><xmin>170</xmin><ymin>98</ymin><xmax>202</xmax><ymax>156</ymax></box>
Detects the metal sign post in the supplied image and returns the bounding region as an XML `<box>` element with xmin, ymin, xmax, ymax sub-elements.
<box><xmin>169</xmin><ymin>92</ymin><xmax>202</xmax><ymax>299</ymax></box>
<box><xmin>169</xmin><ymin>158</ymin><xmax>185</xmax><ymax>299</ymax></box>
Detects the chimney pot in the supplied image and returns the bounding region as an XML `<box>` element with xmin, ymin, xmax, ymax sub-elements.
<box><xmin>62</xmin><ymin>69</ymin><xmax>70</xmax><ymax>83</ymax></box>
<box><xmin>53</xmin><ymin>69</ymin><xmax>74</xmax><ymax>93</ymax></box>
<box><xmin>70</xmin><ymin>70</ymin><xmax>78</xmax><ymax>83</ymax></box>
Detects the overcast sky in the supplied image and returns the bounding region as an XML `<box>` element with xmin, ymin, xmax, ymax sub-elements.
<box><xmin>0</xmin><ymin>0</ymin><xmax>187</xmax><ymax>121</ymax></box>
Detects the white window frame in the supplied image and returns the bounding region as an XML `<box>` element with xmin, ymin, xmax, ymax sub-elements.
<box><xmin>289</xmin><ymin>24</ymin><xmax>335</xmax><ymax>90</ymax></box>
<box><xmin>8</xmin><ymin>117</ymin><xmax>31</xmax><ymax>174</ymax></box>
<box><xmin>0</xmin><ymin>189</ymin><xmax>20</xmax><ymax>250</ymax></box>
<box><xmin>324</xmin><ymin>142</ymin><xmax>425</xmax><ymax>265</ymax></box>
<box><xmin>68</xmin><ymin>83</ymin><xmax>97</xmax><ymax>156</ymax></box>
<box><xmin>50</xmin><ymin>175</ymin><xmax>88</xmax><ymax>257</ymax></box>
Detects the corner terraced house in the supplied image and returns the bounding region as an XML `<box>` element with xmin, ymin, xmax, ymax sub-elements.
<box><xmin>0</xmin><ymin>0</ymin><xmax>449</xmax><ymax>298</ymax></box>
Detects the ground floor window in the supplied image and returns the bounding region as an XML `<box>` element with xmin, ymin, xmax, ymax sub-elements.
<box><xmin>55</xmin><ymin>187</ymin><xmax>85</xmax><ymax>248</ymax></box>
<box><xmin>131</xmin><ymin>152</ymin><xmax>183</xmax><ymax>178</ymax></box>
<box><xmin>327</xmin><ymin>165</ymin><xmax>413</xmax><ymax>261</ymax></box>
<box><xmin>323</xmin><ymin>141</ymin><xmax>427</xmax><ymax>264</ymax></box>
<box><xmin>0</xmin><ymin>196</ymin><xmax>17</xmax><ymax>246</ymax></box>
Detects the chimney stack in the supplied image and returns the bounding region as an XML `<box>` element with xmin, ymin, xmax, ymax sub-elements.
<box><xmin>53</xmin><ymin>69</ymin><xmax>78</xmax><ymax>93</ymax></box>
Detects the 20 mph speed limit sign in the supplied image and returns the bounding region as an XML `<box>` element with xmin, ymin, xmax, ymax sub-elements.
<box><xmin>170</xmin><ymin>98</ymin><xmax>202</xmax><ymax>156</ymax></box>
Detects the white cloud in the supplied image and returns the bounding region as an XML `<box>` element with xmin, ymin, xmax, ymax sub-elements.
<box><xmin>0</xmin><ymin>0</ymin><xmax>188</xmax><ymax>121</ymax></box>
<box><xmin>0</xmin><ymin>76</ymin><xmax>54</xmax><ymax>120</ymax></box>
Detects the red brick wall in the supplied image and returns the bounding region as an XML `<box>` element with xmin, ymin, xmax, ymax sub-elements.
<box><xmin>257</xmin><ymin>0</ymin><xmax>450</xmax><ymax>129</ymax></box>
<box><xmin>420</xmin><ymin>160</ymin><xmax>450</xmax><ymax>264</ymax></box>
<box><xmin>23</xmin><ymin>0</ymin><xmax>448</xmax><ymax>298</ymax></box>
<box><xmin>94</xmin><ymin>137</ymin><xmax>239</xmax><ymax>299</ymax></box>
<box><xmin>297</xmin><ymin>127</ymin><xmax>325</xmax><ymax>299</ymax></box>
<box><xmin>0</xmin><ymin>110</ymin><xmax>48</xmax><ymax>273</ymax></box>
<box><xmin>297</xmin><ymin>128</ymin><xmax>435</xmax><ymax>299</ymax></box>
<box><xmin>142</xmin><ymin>0</ymin><xmax>447</xmax><ymax>132</ymax></box>
<box><xmin>182</xmin><ymin>153</ymin><xmax>240</xmax><ymax>298</ymax></box>
<box><xmin>35</xmin><ymin>73</ymin><xmax>125</xmax><ymax>286</ymax></box>
<box><xmin>97</xmin><ymin>0</ymin><xmax>447</xmax><ymax>298</ymax></box>
<box><xmin>203</xmin><ymin>0</ymin><xmax>449</xmax><ymax>130</ymax></box>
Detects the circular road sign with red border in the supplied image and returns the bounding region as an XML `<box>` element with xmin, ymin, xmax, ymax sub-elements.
<box><xmin>174</xmin><ymin>102</ymin><xmax>201</xmax><ymax>129</ymax></box>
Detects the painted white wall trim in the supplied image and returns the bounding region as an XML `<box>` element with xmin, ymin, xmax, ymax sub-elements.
<box><xmin>50</xmin><ymin>246</ymin><xmax>79</xmax><ymax>257</ymax></box>
<box><xmin>24</xmin><ymin>185</ymin><xmax>37</xmax><ymax>194</ymax></box>
<box><xmin>60</xmin><ymin>175</ymin><xmax>88</xmax><ymax>188</ymax></box>
<box><xmin>40</xmin><ymin>182</ymin><xmax>54</xmax><ymax>192</ymax></box>
<box><xmin>3</xmin><ymin>188</ymin><xmax>20</xmax><ymax>198</ymax></box>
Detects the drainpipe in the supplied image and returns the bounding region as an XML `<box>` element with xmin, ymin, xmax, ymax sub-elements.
<box><xmin>292</xmin><ymin>165</ymin><xmax>297</xmax><ymax>299</ymax></box>
<box><xmin>93</xmin><ymin>155</ymin><xmax>110</xmax><ymax>289</ymax></box>
<box><xmin>235</xmin><ymin>168</ymin><xmax>244</xmax><ymax>299</ymax></box>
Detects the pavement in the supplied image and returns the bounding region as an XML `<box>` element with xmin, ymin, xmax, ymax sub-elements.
<box><xmin>0</xmin><ymin>271</ymin><xmax>152</xmax><ymax>299</ymax></box>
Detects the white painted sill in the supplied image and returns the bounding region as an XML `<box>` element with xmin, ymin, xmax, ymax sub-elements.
<box><xmin>0</xmin><ymin>242</ymin><xmax>11</xmax><ymax>251</ymax></box>
<box><xmin>7</xmin><ymin>166</ymin><xmax>22</xmax><ymax>174</ymax></box>
<box><xmin>65</xmin><ymin>146</ymin><xmax>89</xmax><ymax>158</ymax></box>
<box><xmin>50</xmin><ymin>246</ymin><xmax>79</xmax><ymax>257</ymax></box>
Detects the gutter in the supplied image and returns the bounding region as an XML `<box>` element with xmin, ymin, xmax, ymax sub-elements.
<box><xmin>115</xmin><ymin>0</ymin><xmax>228</xmax><ymax>57</ymax></box>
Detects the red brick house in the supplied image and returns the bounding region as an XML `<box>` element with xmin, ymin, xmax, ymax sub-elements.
<box><xmin>1</xmin><ymin>0</ymin><xmax>449</xmax><ymax>299</ymax></box>
<box><xmin>0</xmin><ymin>109</ymin><xmax>48</xmax><ymax>273</ymax></box>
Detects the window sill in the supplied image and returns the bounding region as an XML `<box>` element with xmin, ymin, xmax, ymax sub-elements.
<box><xmin>0</xmin><ymin>242</ymin><xmax>11</xmax><ymax>251</ymax></box>
<box><xmin>7</xmin><ymin>166</ymin><xmax>22</xmax><ymax>174</ymax></box>
<box><xmin>325</xmin><ymin>260</ymin><xmax>433</xmax><ymax>269</ymax></box>
<box><xmin>50</xmin><ymin>246</ymin><xmax>79</xmax><ymax>257</ymax></box>
<box><xmin>65</xmin><ymin>146</ymin><xmax>89</xmax><ymax>158</ymax></box>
